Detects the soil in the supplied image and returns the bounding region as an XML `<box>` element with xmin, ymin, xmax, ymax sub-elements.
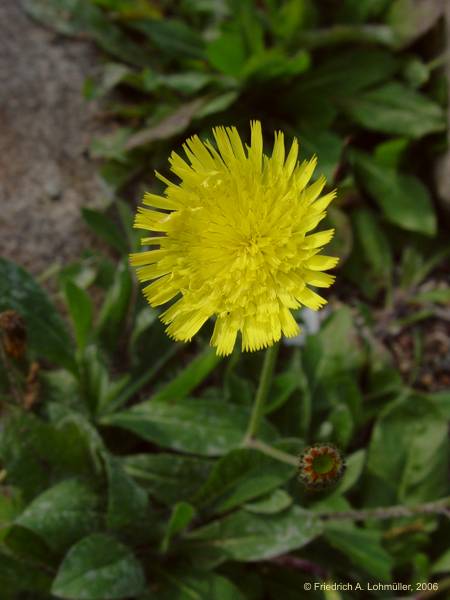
<box><xmin>0</xmin><ymin>0</ymin><xmax>106</xmax><ymax>277</ymax></box>
<box><xmin>390</xmin><ymin>320</ymin><xmax>450</xmax><ymax>392</ymax></box>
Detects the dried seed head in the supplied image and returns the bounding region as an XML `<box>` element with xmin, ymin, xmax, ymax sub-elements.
<box><xmin>0</xmin><ymin>310</ymin><xmax>27</xmax><ymax>359</ymax></box>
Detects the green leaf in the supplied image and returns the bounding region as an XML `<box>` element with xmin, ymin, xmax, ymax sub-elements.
<box><xmin>0</xmin><ymin>550</ymin><xmax>51</xmax><ymax>595</ymax></box>
<box><xmin>298</xmin><ymin>49</ymin><xmax>398</xmax><ymax>98</ymax></box>
<box><xmin>0</xmin><ymin>412</ymin><xmax>100</xmax><ymax>500</ymax></box>
<box><xmin>128</xmin><ymin>307</ymin><xmax>158</xmax><ymax>358</ymax></box>
<box><xmin>116</xmin><ymin>199</ymin><xmax>139</xmax><ymax>251</ymax></box>
<box><xmin>64</xmin><ymin>281</ymin><xmax>93</xmax><ymax>351</ymax></box>
<box><xmin>96</xmin><ymin>259</ymin><xmax>132</xmax><ymax>350</ymax></box>
<box><xmin>403</xmin><ymin>58</ymin><xmax>430</xmax><ymax>89</ymax></box>
<box><xmin>337</xmin><ymin>0</ymin><xmax>392</xmax><ymax>23</ymax></box>
<box><xmin>303</xmin><ymin>306</ymin><xmax>363</xmax><ymax>386</ymax></box>
<box><xmin>232</xmin><ymin>0</ymin><xmax>265</xmax><ymax>55</ymax></box>
<box><xmin>78</xmin><ymin>345</ymin><xmax>111</xmax><ymax>415</ymax></box>
<box><xmin>206</xmin><ymin>30</ymin><xmax>247</xmax><ymax>77</ymax></box>
<box><xmin>4</xmin><ymin>524</ymin><xmax>55</xmax><ymax>566</ymax></box>
<box><xmin>270</xmin><ymin>0</ymin><xmax>312</xmax><ymax>40</ymax></box>
<box><xmin>224</xmin><ymin>370</ymin><xmax>253</xmax><ymax>406</ymax></box>
<box><xmin>124</xmin><ymin>98</ymin><xmax>205</xmax><ymax>150</ymax></box>
<box><xmin>151</xmin><ymin>348</ymin><xmax>221</xmax><ymax>402</ymax></box>
<box><xmin>104</xmin><ymin>455</ymin><xmax>149</xmax><ymax>532</ymax></box>
<box><xmin>328</xmin><ymin>403</ymin><xmax>354</xmax><ymax>447</ymax></box>
<box><xmin>374</xmin><ymin>137</ymin><xmax>409</xmax><ymax>169</ymax></box>
<box><xmin>332</xmin><ymin>449</ymin><xmax>366</xmax><ymax>496</ymax></box>
<box><xmin>101</xmin><ymin>398</ymin><xmax>276</xmax><ymax>456</ymax></box>
<box><xmin>399</xmin><ymin>245</ymin><xmax>450</xmax><ymax>290</ymax></box>
<box><xmin>411</xmin><ymin>554</ymin><xmax>429</xmax><ymax>587</ymax></box>
<box><xmin>155</xmin><ymin>569</ymin><xmax>247</xmax><ymax>600</ymax></box>
<box><xmin>324</xmin><ymin>373</ymin><xmax>363</xmax><ymax>425</ymax></box>
<box><xmin>300</xmin><ymin>130</ymin><xmax>344</xmax><ymax>182</ymax></box>
<box><xmin>156</xmin><ymin>72</ymin><xmax>215</xmax><ymax>95</ymax></box>
<box><xmin>55</xmin><ymin>412</ymin><xmax>105</xmax><ymax>468</ymax></box>
<box><xmin>161</xmin><ymin>502</ymin><xmax>196</xmax><ymax>552</ymax></box>
<box><xmin>290</xmin><ymin>91</ymin><xmax>337</xmax><ymax>130</ymax></box>
<box><xmin>90</xmin><ymin>128</ymin><xmax>133</xmax><ymax>162</ymax></box>
<box><xmin>427</xmin><ymin>392</ymin><xmax>450</xmax><ymax>419</ymax></box>
<box><xmin>111</xmin><ymin>343</ymin><xmax>179</xmax><ymax>413</ymax></box>
<box><xmin>325</xmin><ymin>524</ymin><xmax>393</xmax><ymax>581</ymax></box>
<box><xmin>91</xmin><ymin>0</ymin><xmax>161</xmax><ymax>20</ymax></box>
<box><xmin>58</xmin><ymin>258</ymin><xmax>99</xmax><ymax>291</ymax></box>
<box><xmin>367</xmin><ymin>394</ymin><xmax>448</xmax><ymax>504</ymax></box>
<box><xmin>411</xmin><ymin>287</ymin><xmax>450</xmax><ymax>306</ymax></box>
<box><xmin>322</xmin><ymin>205</ymin><xmax>353</xmax><ymax>265</ymax></box>
<box><xmin>16</xmin><ymin>479</ymin><xmax>100</xmax><ymax>554</ymax></box>
<box><xmin>244</xmin><ymin>489</ymin><xmax>292</xmax><ymax>514</ymax></box>
<box><xmin>186</xmin><ymin>506</ymin><xmax>323</xmax><ymax>562</ymax></box>
<box><xmin>345</xmin><ymin>82</ymin><xmax>445</xmax><ymax>138</ymax></box>
<box><xmin>195</xmin><ymin>91</ymin><xmax>239</xmax><ymax>119</ymax></box>
<box><xmin>432</xmin><ymin>548</ymin><xmax>450</xmax><ymax>574</ymax></box>
<box><xmin>243</xmin><ymin>49</ymin><xmax>310</xmax><ymax>81</ymax></box>
<box><xmin>0</xmin><ymin>487</ymin><xmax>23</xmax><ymax>543</ymax></box>
<box><xmin>135</xmin><ymin>19</ymin><xmax>204</xmax><ymax>60</ymax></box>
<box><xmin>121</xmin><ymin>453</ymin><xmax>212</xmax><ymax>505</ymax></box>
<box><xmin>353</xmin><ymin>151</ymin><xmax>436</xmax><ymax>236</ymax></box>
<box><xmin>264</xmin><ymin>371</ymin><xmax>298</xmax><ymax>415</ymax></box>
<box><xmin>24</xmin><ymin>0</ymin><xmax>149</xmax><ymax>66</ymax></box>
<box><xmin>352</xmin><ymin>207</ymin><xmax>393</xmax><ymax>281</ymax></box>
<box><xmin>193</xmin><ymin>448</ymin><xmax>294</xmax><ymax>513</ymax></box>
<box><xmin>51</xmin><ymin>534</ymin><xmax>146</xmax><ymax>599</ymax></box>
<box><xmin>82</xmin><ymin>208</ymin><xmax>128</xmax><ymax>254</ymax></box>
<box><xmin>84</xmin><ymin>62</ymin><xmax>132</xmax><ymax>100</ymax></box>
<box><xmin>100</xmin><ymin>158</ymin><xmax>141</xmax><ymax>191</ymax></box>
<box><xmin>0</xmin><ymin>258</ymin><xmax>75</xmax><ymax>372</ymax></box>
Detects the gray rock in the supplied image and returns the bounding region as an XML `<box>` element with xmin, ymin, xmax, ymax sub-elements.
<box><xmin>0</xmin><ymin>0</ymin><xmax>106</xmax><ymax>276</ymax></box>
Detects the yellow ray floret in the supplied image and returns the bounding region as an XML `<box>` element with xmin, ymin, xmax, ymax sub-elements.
<box><xmin>130</xmin><ymin>121</ymin><xmax>338</xmax><ymax>356</ymax></box>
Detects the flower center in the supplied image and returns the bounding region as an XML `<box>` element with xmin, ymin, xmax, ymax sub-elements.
<box><xmin>312</xmin><ymin>453</ymin><xmax>335</xmax><ymax>475</ymax></box>
<box><xmin>244</xmin><ymin>235</ymin><xmax>261</xmax><ymax>256</ymax></box>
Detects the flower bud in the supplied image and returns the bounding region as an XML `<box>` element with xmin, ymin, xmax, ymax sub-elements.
<box><xmin>298</xmin><ymin>443</ymin><xmax>346</xmax><ymax>490</ymax></box>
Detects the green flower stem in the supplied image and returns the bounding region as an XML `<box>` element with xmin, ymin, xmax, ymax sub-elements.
<box><xmin>319</xmin><ymin>497</ymin><xmax>450</xmax><ymax>521</ymax></box>
<box><xmin>245</xmin><ymin>438</ymin><xmax>298</xmax><ymax>467</ymax></box>
<box><xmin>244</xmin><ymin>343</ymin><xmax>279</xmax><ymax>443</ymax></box>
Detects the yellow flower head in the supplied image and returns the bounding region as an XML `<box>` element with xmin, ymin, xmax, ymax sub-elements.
<box><xmin>130</xmin><ymin>121</ymin><xmax>338</xmax><ymax>356</ymax></box>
